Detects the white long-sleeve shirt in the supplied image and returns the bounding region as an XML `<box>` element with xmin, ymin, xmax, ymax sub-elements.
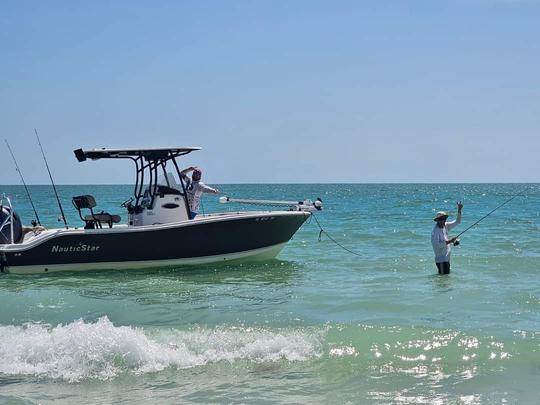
<box><xmin>431</xmin><ymin>212</ymin><xmax>462</xmax><ymax>263</ymax></box>
<box><xmin>184</xmin><ymin>179</ymin><xmax>218</xmax><ymax>213</ymax></box>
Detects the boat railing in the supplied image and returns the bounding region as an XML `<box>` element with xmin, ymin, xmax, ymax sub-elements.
<box><xmin>219</xmin><ymin>196</ymin><xmax>323</xmax><ymax>212</ymax></box>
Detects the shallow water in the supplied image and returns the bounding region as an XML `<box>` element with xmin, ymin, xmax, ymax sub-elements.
<box><xmin>1</xmin><ymin>183</ymin><xmax>539</xmax><ymax>404</ymax></box>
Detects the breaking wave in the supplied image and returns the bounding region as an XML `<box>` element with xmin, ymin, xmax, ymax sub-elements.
<box><xmin>0</xmin><ymin>317</ymin><xmax>324</xmax><ymax>382</ymax></box>
<box><xmin>1</xmin><ymin>318</ymin><xmax>534</xmax><ymax>386</ymax></box>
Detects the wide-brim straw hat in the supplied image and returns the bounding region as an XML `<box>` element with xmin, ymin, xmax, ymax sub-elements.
<box><xmin>433</xmin><ymin>211</ymin><xmax>449</xmax><ymax>221</ymax></box>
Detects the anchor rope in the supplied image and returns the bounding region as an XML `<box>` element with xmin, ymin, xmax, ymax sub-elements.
<box><xmin>225</xmin><ymin>198</ymin><xmax>362</xmax><ymax>257</ymax></box>
<box><xmin>311</xmin><ymin>214</ymin><xmax>363</xmax><ymax>257</ymax></box>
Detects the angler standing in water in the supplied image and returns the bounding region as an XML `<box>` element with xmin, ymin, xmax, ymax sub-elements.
<box><xmin>431</xmin><ymin>202</ymin><xmax>463</xmax><ymax>275</ymax></box>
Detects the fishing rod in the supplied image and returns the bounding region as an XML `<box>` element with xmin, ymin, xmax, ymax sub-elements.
<box><xmin>34</xmin><ymin>128</ymin><xmax>68</xmax><ymax>229</ymax></box>
<box><xmin>453</xmin><ymin>187</ymin><xmax>528</xmax><ymax>245</ymax></box>
<box><xmin>4</xmin><ymin>140</ymin><xmax>42</xmax><ymax>226</ymax></box>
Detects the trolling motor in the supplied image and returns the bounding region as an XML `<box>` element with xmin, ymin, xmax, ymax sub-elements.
<box><xmin>219</xmin><ymin>196</ymin><xmax>323</xmax><ymax>212</ymax></box>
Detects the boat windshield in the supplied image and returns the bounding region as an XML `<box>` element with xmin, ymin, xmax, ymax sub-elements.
<box><xmin>140</xmin><ymin>172</ymin><xmax>184</xmax><ymax>208</ymax></box>
<box><xmin>158</xmin><ymin>172</ymin><xmax>182</xmax><ymax>192</ymax></box>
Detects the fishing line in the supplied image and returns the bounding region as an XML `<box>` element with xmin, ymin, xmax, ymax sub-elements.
<box><xmin>4</xmin><ymin>139</ymin><xmax>42</xmax><ymax>225</ymax></box>
<box><xmin>311</xmin><ymin>214</ymin><xmax>363</xmax><ymax>257</ymax></box>
<box><xmin>454</xmin><ymin>186</ymin><xmax>530</xmax><ymax>243</ymax></box>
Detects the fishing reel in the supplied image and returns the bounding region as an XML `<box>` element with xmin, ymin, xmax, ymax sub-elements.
<box><xmin>120</xmin><ymin>197</ymin><xmax>134</xmax><ymax>209</ymax></box>
<box><xmin>120</xmin><ymin>197</ymin><xmax>136</xmax><ymax>214</ymax></box>
<box><xmin>453</xmin><ymin>239</ymin><xmax>460</xmax><ymax>246</ymax></box>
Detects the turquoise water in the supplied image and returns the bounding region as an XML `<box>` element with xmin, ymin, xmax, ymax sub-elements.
<box><xmin>0</xmin><ymin>184</ymin><xmax>539</xmax><ymax>404</ymax></box>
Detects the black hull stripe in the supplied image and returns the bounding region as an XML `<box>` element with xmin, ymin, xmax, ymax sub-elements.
<box><xmin>6</xmin><ymin>242</ymin><xmax>287</xmax><ymax>274</ymax></box>
<box><xmin>3</xmin><ymin>212</ymin><xmax>308</xmax><ymax>268</ymax></box>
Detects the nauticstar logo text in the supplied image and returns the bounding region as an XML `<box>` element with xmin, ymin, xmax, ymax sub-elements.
<box><xmin>51</xmin><ymin>244</ymin><xmax>100</xmax><ymax>253</ymax></box>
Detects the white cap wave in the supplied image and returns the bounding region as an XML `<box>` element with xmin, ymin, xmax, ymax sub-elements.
<box><xmin>0</xmin><ymin>317</ymin><xmax>324</xmax><ymax>382</ymax></box>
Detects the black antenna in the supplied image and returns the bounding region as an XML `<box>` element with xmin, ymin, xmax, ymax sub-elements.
<box><xmin>34</xmin><ymin>128</ymin><xmax>68</xmax><ymax>229</ymax></box>
<box><xmin>4</xmin><ymin>139</ymin><xmax>42</xmax><ymax>226</ymax></box>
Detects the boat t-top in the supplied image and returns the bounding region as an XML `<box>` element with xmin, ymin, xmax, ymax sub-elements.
<box><xmin>0</xmin><ymin>147</ymin><xmax>322</xmax><ymax>274</ymax></box>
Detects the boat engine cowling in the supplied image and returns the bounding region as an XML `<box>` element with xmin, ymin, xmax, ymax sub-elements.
<box><xmin>0</xmin><ymin>206</ymin><xmax>23</xmax><ymax>244</ymax></box>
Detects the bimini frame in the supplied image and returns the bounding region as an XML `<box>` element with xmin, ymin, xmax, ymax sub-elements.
<box><xmin>74</xmin><ymin>147</ymin><xmax>201</xmax><ymax>218</ymax></box>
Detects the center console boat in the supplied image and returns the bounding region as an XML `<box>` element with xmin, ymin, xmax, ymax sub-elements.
<box><xmin>0</xmin><ymin>147</ymin><xmax>321</xmax><ymax>274</ymax></box>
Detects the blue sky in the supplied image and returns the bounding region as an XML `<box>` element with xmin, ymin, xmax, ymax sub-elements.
<box><xmin>1</xmin><ymin>0</ymin><xmax>539</xmax><ymax>184</ymax></box>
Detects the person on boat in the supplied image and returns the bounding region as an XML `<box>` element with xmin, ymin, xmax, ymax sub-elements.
<box><xmin>22</xmin><ymin>224</ymin><xmax>46</xmax><ymax>238</ymax></box>
<box><xmin>431</xmin><ymin>201</ymin><xmax>463</xmax><ymax>274</ymax></box>
<box><xmin>180</xmin><ymin>166</ymin><xmax>220</xmax><ymax>219</ymax></box>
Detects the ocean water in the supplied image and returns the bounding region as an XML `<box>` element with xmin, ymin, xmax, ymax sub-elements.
<box><xmin>0</xmin><ymin>183</ymin><xmax>539</xmax><ymax>404</ymax></box>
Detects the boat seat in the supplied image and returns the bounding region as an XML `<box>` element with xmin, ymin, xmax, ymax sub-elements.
<box><xmin>72</xmin><ymin>195</ymin><xmax>121</xmax><ymax>229</ymax></box>
<box><xmin>83</xmin><ymin>213</ymin><xmax>121</xmax><ymax>227</ymax></box>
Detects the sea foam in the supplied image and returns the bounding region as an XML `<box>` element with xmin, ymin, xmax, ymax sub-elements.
<box><xmin>0</xmin><ymin>317</ymin><xmax>323</xmax><ymax>382</ymax></box>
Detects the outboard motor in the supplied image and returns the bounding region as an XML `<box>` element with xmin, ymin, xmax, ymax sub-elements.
<box><xmin>0</xmin><ymin>206</ymin><xmax>23</xmax><ymax>244</ymax></box>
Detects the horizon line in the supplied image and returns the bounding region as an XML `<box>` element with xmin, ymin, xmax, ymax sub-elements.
<box><xmin>1</xmin><ymin>182</ymin><xmax>539</xmax><ymax>186</ymax></box>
